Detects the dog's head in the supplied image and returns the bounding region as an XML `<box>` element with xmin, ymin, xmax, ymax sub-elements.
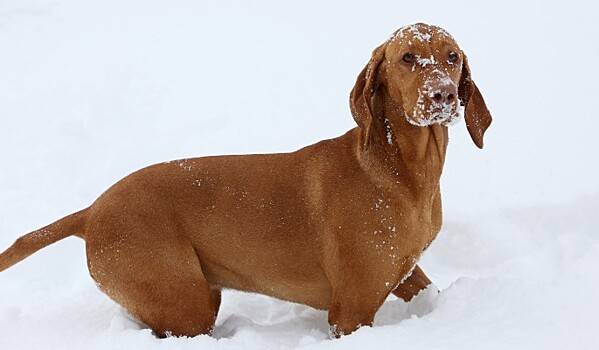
<box><xmin>350</xmin><ymin>23</ymin><xmax>492</xmax><ymax>149</ymax></box>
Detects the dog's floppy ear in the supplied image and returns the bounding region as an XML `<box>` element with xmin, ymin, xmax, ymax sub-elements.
<box><xmin>458</xmin><ymin>54</ymin><xmax>492</xmax><ymax>149</ymax></box>
<box><xmin>350</xmin><ymin>43</ymin><xmax>386</xmax><ymax>149</ymax></box>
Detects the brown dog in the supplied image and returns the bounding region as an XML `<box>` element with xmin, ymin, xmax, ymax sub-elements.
<box><xmin>0</xmin><ymin>23</ymin><xmax>491</xmax><ymax>338</ymax></box>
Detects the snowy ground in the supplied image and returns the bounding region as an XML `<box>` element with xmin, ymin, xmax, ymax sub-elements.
<box><xmin>1</xmin><ymin>1</ymin><xmax>598</xmax><ymax>349</ymax></box>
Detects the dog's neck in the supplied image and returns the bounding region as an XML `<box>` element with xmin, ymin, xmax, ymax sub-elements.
<box><xmin>355</xmin><ymin>86</ymin><xmax>448</xmax><ymax>198</ymax></box>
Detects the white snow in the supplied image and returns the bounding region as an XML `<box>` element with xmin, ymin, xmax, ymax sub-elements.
<box><xmin>1</xmin><ymin>1</ymin><xmax>599</xmax><ymax>349</ymax></box>
<box><xmin>395</xmin><ymin>24</ymin><xmax>433</xmax><ymax>43</ymax></box>
<box><xmin>415</xmin><ymin>54</ymin><xmax>437</xmax><ymax>67</ymax></box>
<box><xmin>384</xmin><ymin>118</ymin><xmax>393</xmax><ymax>144</ymax></box>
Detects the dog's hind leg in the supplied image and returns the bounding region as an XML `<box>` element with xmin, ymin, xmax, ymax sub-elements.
<box><xmin>85</xmin><ymin>225</ymin><xmax>218</xmax><ymax>338</ymax></box>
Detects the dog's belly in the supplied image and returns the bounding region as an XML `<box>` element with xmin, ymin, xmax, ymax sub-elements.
<box><xmin>189</xmin><ymin>227</ymin><xmax>331</xmax><ymax>309</ymax></box>
<box><xmin>186</xmin><ymin>204</ymin><xmax>332</xmax><ymax>309</ymax></box>
<box><xmin>200</xmin><ymin>257</ymin><xmax>332</xmax><ymax>310</ymax></box>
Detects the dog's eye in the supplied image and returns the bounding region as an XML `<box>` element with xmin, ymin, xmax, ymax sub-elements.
<box><xmin>402</xmin><ymin>52</ymin><xmax>415</xmax><ymax>63</ymax></box>
<box><xmin>448</xmin><ymin>51</ymin><xmax>459</xmax><ymax>63</ymax></box>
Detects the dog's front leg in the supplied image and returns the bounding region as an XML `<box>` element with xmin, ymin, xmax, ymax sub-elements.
<box><xmin>391</xmin><ymin>264</ymin><xmax>432</xmax><ymax>302</ymax></box>
<box><xmin>327</xmin><ymin>287</ymin><xmax>386</xmax><ymax>338</ymax></box>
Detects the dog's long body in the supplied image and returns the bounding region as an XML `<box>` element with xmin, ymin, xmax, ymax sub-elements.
<box><xmin>0</xmin><ymin>23</ymin><xmax>492</xmax><ymax>338</ymax></box>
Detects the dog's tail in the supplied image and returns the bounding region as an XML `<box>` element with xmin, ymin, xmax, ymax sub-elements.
<box><xmin>0</xmin><ymin>208</ymin><xmax>88</xmax><ymax>272</ymax></box>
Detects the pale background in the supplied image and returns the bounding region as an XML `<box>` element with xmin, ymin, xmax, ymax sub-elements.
<box><xmin>1</xmin><ymin>1</ymin><xmax>597</xmax><ymax>349</ymax></box>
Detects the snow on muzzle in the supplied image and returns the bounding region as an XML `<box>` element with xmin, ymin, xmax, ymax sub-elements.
<box><xmin>407</xmin><ymin>69</ymin><xmax>461</xmax><ymax>127</ymax></box>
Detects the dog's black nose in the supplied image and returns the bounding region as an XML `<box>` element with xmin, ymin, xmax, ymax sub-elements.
<box><xmin>430</xmin><ymin>83</ymin><xmax>457</xmax><ymax>104</ymax></box>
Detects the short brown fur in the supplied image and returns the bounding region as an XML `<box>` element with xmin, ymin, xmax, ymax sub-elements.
<box><xmin>0</xmin><ymin>23</ymin><xmax>492</xmax><ymax>338</ymax></box>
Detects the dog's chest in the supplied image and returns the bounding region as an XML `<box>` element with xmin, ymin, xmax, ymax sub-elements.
<box><xmin>361</xmin><ymin>193</ymin><xmax>440</xmax><ymax>278</ymax></box>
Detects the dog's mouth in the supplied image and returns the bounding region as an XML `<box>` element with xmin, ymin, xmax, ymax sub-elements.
<box><xmin>407</xmin><ymin>103</ymin><xmax>461</xmax><ymax>127</ymax></box>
